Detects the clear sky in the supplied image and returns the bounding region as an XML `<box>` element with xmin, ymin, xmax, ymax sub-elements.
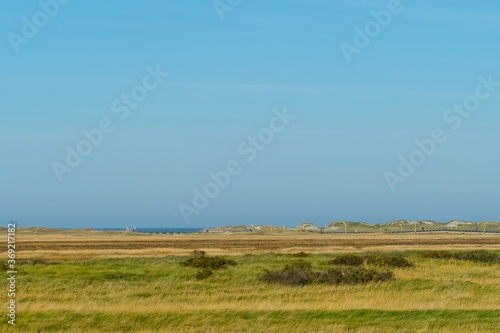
<box><xmin>1</xmin><ymin>0</ymin><xmax>499</xmax><ymax>228</ymax></box>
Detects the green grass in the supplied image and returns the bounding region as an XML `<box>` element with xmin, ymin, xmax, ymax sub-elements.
<box><xmin>17</xmin><ymin>310</ymin><xmax>500</xmax><ymax>333</ymax></box>
<box><xmin>12</xmin><ymin>251</ymin><xmax>500</xmax><ymax>332</ymax></box>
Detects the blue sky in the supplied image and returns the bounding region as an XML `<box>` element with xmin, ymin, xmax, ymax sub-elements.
<box><xmin>1</xmin><ymin>0</ymin><xmax>499</xmax><ymax>228</ymax></box>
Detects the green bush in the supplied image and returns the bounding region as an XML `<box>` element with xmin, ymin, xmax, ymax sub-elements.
<box><xmin>328</xmin><ymin>253</ymin><xmax>413</xmax><ymax>268</ymax></box>
<box><xmin>421</xmin><ymin>251</ymin><xmax>454</xmax><ymax>259</ymax></box>
<box><xmin>422</xmin><ymin>250</ymin><xmax>499</xmax><ymax>263</ymax></box>
<box><xmin>1</xmin><ymin>262</ymin><xmax>8</xmax><ymax>271</ymax></box>
<box><xmin>456</xmin><ymin>251</ymin><xmax>499</xmax><ymax>263</ymax></box>
<box><xmin>180</xmin><ymin>251</ymin><xmax>237</xmax><ymax>280</ymax></box>
<box><xmin>259</xmin><ymin>260</ymin><xmax>394</xmax><ymax>286</ymax></box>
<box><xmin>259</xmin><ymin>260</ymin><xmax>314</xmax><ymax>286</ymax></box>
<box><xmin>180</xmin><ymin>254</ymin><xmax>237</xmax><ymax>270</ymax></box>
<box><xmin>365</xmin><ymin>254</ymin><xmax>414</xmax><ymax>268</ymax></box>
<box><xmin>316</xmin><ymin>266</ymin><xmax>394</xmax><ymax>285</ymax></box>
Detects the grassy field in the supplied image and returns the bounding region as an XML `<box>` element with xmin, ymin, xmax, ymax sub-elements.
<box><xmin>3</xmin><ymin>231</ymin><xmax>500</xmax><ymax>332</ymax></box>
<box><xmin>14</xmin><ymin>229</ymin><xmax>500</xmax><ymax>260</ymax></box>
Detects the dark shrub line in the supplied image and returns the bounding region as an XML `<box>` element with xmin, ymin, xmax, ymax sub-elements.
<box><xmin>328</xmin><ymin>253</ymin><xmax>414</xmax><ymax>268</ymax></box>
<box><xmin>258</xmin><ymin>260</ymin><xmax>394</xmax><ymax>286</ymax></box>
<box><xmin>421</xmin><ymin>250</ymin><xmax>499</xmax><ymax>263</ymax></box>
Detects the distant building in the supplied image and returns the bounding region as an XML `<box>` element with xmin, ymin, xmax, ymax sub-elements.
<box><xmin>125</xmin><ymin>227</ymin><xmax>135</xmax><ymax>232</ymax></box>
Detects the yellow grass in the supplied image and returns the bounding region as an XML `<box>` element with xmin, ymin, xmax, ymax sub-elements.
<box><xmin>2</xmin><ymin>229</ymin><xmax>499</xmax><ymax>332</ymax></box>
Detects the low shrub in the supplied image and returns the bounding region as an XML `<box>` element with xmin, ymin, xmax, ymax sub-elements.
<box><xmin>456</xmin><ymin>251</ymin><xmax>499</xmax><ymax>263</ymax></box>
<box><xmin>180</xmin><ymin>254</ymin><xmax>237</xmax><ymax>270</ymax></box>
<box><xmin>180</xmin><ymin>251</ymin><xmax>237</xmax><ymax>280</ymax></box>
<box><xmin>259</xmin><ymin>267</ymin><xmax>313</xmax><ymax>286</ymax></box>
<box><xmin>422</xmin><ymin>250</ymin><xmax>499</xmax><ymax>263</ymax></box>
<box><xmin>259</xmin><ymin>260</ymin><xmax>394</xmax><ymax>286</ymax></box>
<box><xmin>421</xmin><ymin>251</ymin><xmax>454</xmax><ymax>259</ymax></box>
<box><xmin>259</xmin><ymin>260</ymin><xmax>314</xmax><ymax>286</ymax></box>
<box><xmin>316</xmin><ymin>266</ymin><xmax>394</xmax><ymax>285</ymax></box>
<box><xmin>328</xmin><ymin>253</ymin><xmax>413</xmax><ymax>268</ymax></box>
